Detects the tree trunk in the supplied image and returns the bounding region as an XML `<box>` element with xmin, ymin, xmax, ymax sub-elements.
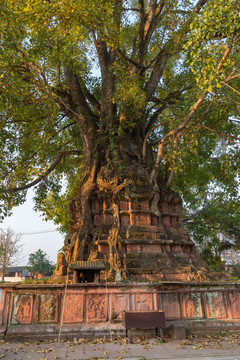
<box><xmin>54</xmin><ymin>131</ymin><xmax>209</xmax><ymax>282</ymax></box>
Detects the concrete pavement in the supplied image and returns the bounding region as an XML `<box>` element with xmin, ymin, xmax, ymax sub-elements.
<box><xmin>0</xmin><ymin>333</ymin><xmax>240</xmax><ymax>359</ymax></box>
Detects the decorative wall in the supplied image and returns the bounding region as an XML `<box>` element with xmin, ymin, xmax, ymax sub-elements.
<box><xmin>0</xmin><ymin>282</ymin><xmax>240</xmax><ymax>339</ymax></box>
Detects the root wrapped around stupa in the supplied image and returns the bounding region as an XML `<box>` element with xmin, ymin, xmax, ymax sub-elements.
<box><xmin>54</xmin><ymin>186</ymin><xmax>209</xmax><ymax>283</ymax></box>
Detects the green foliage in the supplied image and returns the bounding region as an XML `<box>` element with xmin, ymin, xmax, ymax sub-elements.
<box><xmin>23</xmin><ymin>277</ymin><xmax>52</xmax><ymax>284</ymax></box>
<box><xmin>27</xmin><ymin>249</ymin><xmax>55</xmax><ymax>276</ymax></box>
<box><xmin>0</xmin><ymin>0</ymin><xmax>239</xmax><ymax>259</ymax></box>
<box><xmin>198</xmin><ymin>239</ymin><xmax>224</xmax><ymax>271</ymax></box>
<box><xmin>187</xmin><ymin>0</ymin><xmax>240</xmax><ymax>91</ymax></box>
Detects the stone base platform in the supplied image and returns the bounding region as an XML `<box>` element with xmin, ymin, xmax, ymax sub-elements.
<box><xmin>1</xmin><ymin>281</ymin><xmax>240</xmax><ymax>340</ymax></box>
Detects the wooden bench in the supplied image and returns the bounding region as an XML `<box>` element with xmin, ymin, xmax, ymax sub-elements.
<box><xmin>122</xmin><ymin>310</ymin><xmax>166</xmax><ymax>343</ymax></box>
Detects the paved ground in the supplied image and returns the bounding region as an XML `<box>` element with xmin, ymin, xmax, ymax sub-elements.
<box><xmin>0</xmin><ymin>333</ymin><xmax>240</xmax><ymax>359</ymax></box>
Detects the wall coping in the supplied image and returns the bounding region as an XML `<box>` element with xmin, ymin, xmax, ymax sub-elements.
<box><xmin>0</xmin><ymin>281</ymin><xmax>240</xmax><ymax>291</ymax></box>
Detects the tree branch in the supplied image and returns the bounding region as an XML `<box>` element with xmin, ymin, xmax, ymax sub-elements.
<box><xmin>183</xmin><ymin>203</ymin><xmax>213</xmax><ymax>222</ymax></box>
<box><xmin>145</xmin><ymin>104</ymin><xmax>168</xmax><ymax>133</ymax></box>
<box><xmin>146</xmin><ymin>52</ymin><xmax>170</xmax><ymax>100</ymax></box>
<box><xmin>115</xmin><ymin>48</ymin><xmax>144</xmax><ymax>69</ymax></box>
<box><xmin>142</xmin><ymin>120</ymin><xmax>170</xmax><ymax>160</ymax></box>
<box><xmin>146</xmin><ymin>86</ymin><xmax>193</xmax><ymax>131</ymax></box>
<box><xmin>193</xmin><ymin>0</ymin><xmax>208</xmax><ymax>13</ymax></box>
<box><xmin>80</xmin><ymin>80</ymin><xmax>101</xmax><ymax>115</ymax></box>
<box><xmin>200</xmin><ymin>125</ymin><xmax>240</xmax><ymax>143</ymax></box>
<box><xmin>138</xmin><ymin>0</ymin><xmax>166</xmax><ymax>64</ymax></box>
<box><xmin>150</xmin><ymin>40</ymin><xmax>234</xmax><ymax>184</ymax></box>
<box><xmin>9</xmin><ymin>151</ymin><xmax>81</xmax><ymax>193</ymax></box>
<box><xmin>64</xmin><ymin>66</ymin><xmax>99</xmax><ymax>158</ymax></box>
<box><xmin>93</xmin><ymin>33</ymin><xmax>116</xmax><ymax>120</ymax></box>
<box><xmin>144</xmin><ymin>0</ymin><xmax>210</xmax><ymax>100</ymax></box>
<box><xmin>122</xmin><ymin>7</ymin><xmax>140</xmax><ymax>12</ymax></box>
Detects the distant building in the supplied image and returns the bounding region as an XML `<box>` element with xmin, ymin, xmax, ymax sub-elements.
<box><xmin>0</xmin><ymin>266</ymin><xmax>32</xmax><ymax>282</ymax></box>
<box><xmin>221</xmin><ymin>249</ymin><xmax>240</xmax><ymax>266</ymax></box>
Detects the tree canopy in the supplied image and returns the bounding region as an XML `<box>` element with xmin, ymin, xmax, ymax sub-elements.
<box><xmin>0</xmin><ymin>0</ymin><xmax>240</xmax><ymax>255</ymax></box>
<box><xmin>27</xmin><ymin>249</ymin><xmax>55</xmax><ymax>276</ymax></box>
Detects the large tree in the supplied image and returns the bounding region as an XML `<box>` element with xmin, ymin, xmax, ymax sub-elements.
<box><xmin>0</xmin><ymin>0</ymin><xmax>239</xmax><ymax>278</ymax></box>
<box><xmin>27</xmin><ymin>249</ymin><xmax>55</xmax><ymax>277</ymax></box>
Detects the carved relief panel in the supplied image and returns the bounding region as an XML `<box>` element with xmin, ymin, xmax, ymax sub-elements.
<box><xmin>11</xmin><ymin>294</ymin><xmax>33</xmax><ymax>325</ymax></box>
<box><xmin>135</xmin><ymin>293</ymin><xmax>153</xmax><ymax>311</ymax></box>
<box><xmin>38</xmin><ymin>294</ymin><xmax>58</xmax><ymax>324</ymax></box>
<box><xmin>63</xmin><ymin>293</ymin><xmax>84</xmax><ymax>323</ymax></box>
<box><xmin>86</xmin><ymin>294</ymin><xmax>107</xmax><ymax>322</ymax></box>
<box><xmin>183</xmin><ymin>293</ymin><xmax>203</xmax><ymax>319</ymax></box>
<box><xmin>207</xmin><ymin>292</ymin><xmax>227</xmax><ymax>319</ymax></box>
<box><xmin>161</xmin><ymin>293</ymin><xmax>181</xmax><ymax>319</ymax></box>
<box><xmin>228</xmin><ymin>292</ymin><xmax>240</xmax><ymax>319</ymax></box>
<box><xmin>110</xmin><ymin>293</ymin><xmax>129</xmax><ymax>322</ymax></box>
<box><xmin>133</xmin><ymin>214</ymin><xmax>151</xmax><ymax>226</ymax></box>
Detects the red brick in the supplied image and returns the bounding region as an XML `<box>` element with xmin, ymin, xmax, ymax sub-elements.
<box><xmin>171</xmin><ymin>216</ymin><xmax>178</xmax><ymax>227</ymax></box>
<box><xmin>133</xmin><ymin>214</ymin><xmax>151</xmax><ymax>225</ymax></box>
<box><xmin>162</xmin><ymin>216</ymin><xmax>171</xmax><ymax>227</ymax></box>
<box><xmin>104</xmin><ymin>214</ymin><xmax>111</xmax><ymax>225</ymax></box>
<box><xmin>121</xmin><ymin>214</ymin><xmax>130</xmax><ymax>225</ymax></box>
<box><xmin>120</xmin><ymin>200</ymin><xmax>129</xmax><ymax>210</ymax></box>
<box><xmin>94</xmin><ymin>214</ymin><xmax>103</xmax><ymax>226</ymax></box>
<box><xmin>141</xmin><ymin>244</ymin><xmax>162</xmax><ymax>253</ymax></box>
<box><xmin>151</xmin><ymin>215</ymin><xmax>159</xmax><ymax>226</ymax></box>
<box><xmin>171</xmin><ymin>244</ymin><xmax>183</xmax><ymax>253</ymax></box>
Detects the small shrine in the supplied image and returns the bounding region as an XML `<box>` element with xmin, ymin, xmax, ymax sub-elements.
<box><xmin>69</xmin><ymin>261</ymin><xmax>106</xmax><ymax>283</ymax></box>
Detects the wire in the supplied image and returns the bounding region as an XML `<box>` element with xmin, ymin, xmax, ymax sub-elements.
<box><xmin>21</xmin><ymin>230</ymin><xmax>58</xmax><ymax>236</ymax></box>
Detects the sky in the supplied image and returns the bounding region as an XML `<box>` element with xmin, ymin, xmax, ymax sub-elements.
<box><xmin>1</xmin><ymin>189</ymin><xmax>64</xmax><ymax>266</ymax></box>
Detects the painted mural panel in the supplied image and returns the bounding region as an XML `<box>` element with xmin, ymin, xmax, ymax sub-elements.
<box><xmin>11</xmin><ymin>295</ymin><xmax>33</xmax><ymax>325</ymax></box>
<box><xmin>63</xmin><ymin>293</ymin><xmax>84</xmax><ymax>323</ymax></box>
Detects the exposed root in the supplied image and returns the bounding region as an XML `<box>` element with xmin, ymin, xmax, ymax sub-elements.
<box><xmin>186</xmin><ymin>266</ymin><xmax>210</xmax><ymax>282</ymax></box>
<box><xmin>107</xmin><ymin>202</ymin><xmax>127</xmax><ymax>279</ymax></box>
<box><xmin>185</xmin><ymin>264</ymin><xmax>228</xmax><ymax>282</ymax></box>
